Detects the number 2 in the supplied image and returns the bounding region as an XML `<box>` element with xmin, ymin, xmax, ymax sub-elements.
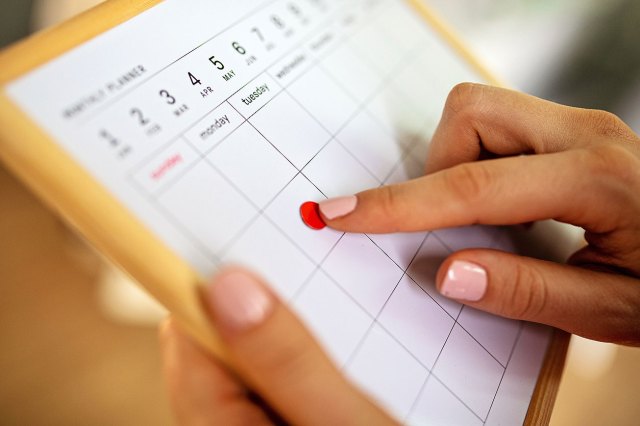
<box><xmin>130</xmin><ymin>108</ymin><xmax>149</xmax><ymax>126</ymax></box>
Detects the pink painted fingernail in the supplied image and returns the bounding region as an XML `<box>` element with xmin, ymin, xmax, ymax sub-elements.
<box><xmin>206</xmin><ymin>270</ymin><xmax>274</xmax><ymax>334</ymax></box>
<box><xmin>319</xmin><ymin>195</ymin><xmax>358</xmax><ymax>220</ymax></box>
<box><xmin>440</xmin><ymin>261</ymin><xmax>488</xmax><ymax>302</ymax></box>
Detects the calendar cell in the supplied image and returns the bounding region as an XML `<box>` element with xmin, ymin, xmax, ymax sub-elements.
<box><xmin>250</xmin><ymin>92</ymin><xmax>330</xmax><ymax>169</ymax></box>
<box><xmin>207</xmin><ymin>123</ymin><xmax>298</xmax><ymax>209</ymax></box>
<box><xmin>378</xmin><ymin>275</ymin><xmax>454</xmax><ymax>369</ymax></box>
<box><xmin>264</xmin><ymin>174</ymin><xmax>343</xmax><ymax>263</ymax></box>
<box><xmin>183</xmin><ymin>102</ymin><xmax>244</xmax><ymax>155</ymax></box>
<box><xmin>407</xmin><ymin>377</ymin><xmax>483</xmax><ymax>426</ymax></box>
<box><xmin>346</xmin><ymin>324</ymin><xmax>428</xmax><ymax>420</ymax></box>
<box><xmin>433</xmin><ymin>324</ymin><xmax>505</xmax><ymax>419</ymax></box>
<box><xmin>323</xmin><ymin>233</ymin><xmax>404</xmax><ymax>316</ymax></box>
<box><xmin>133</xmin><ymin>137</ymin><xmax>200</xmax><ymax>195</ymax></box>
<box><xmin>293</xmin><ymin>270</ymin><xmax>372</xmax><ymax>366</ymax></box>
<box><xmin>228</xmin><ymin>74</ymin><xmax>281</xmax><ymax>118</ymax></box>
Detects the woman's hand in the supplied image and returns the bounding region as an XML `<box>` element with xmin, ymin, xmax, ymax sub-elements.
<box><xmin>161</xmin><ymin>268</ymin><xmax>396</xmax><ymax>426</ymax></box>
<box><xmin>319</xmin><ymin>84</ymin><xmax>640</xmax><ymax>346</ymax></box>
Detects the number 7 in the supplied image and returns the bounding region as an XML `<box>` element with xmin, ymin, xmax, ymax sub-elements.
<box><xmin>251</xmin><ymin>27</ymin><xmax>264</xmax><ymax>42</ymax></box>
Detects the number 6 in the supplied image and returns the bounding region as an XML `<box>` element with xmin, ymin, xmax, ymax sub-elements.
<box><xmin>232</xmin><ymin>41</ymin><xmax>247</xmax><ymax>55</ymax></box>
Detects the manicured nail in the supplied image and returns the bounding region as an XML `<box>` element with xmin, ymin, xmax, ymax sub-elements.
<box><xmin>440</xmin><ymin>260</ymin><xmax>488</xmax><ymax>302</ymax></box>
<box><xmin>206</xmin><ymin>270</ymin><xmax>274</xmax><ymax>334</ymax></box>
<box><xmin>319</xmin><ymin>195</ymin><xmax>358</xmax><ymax>220</ymax></box>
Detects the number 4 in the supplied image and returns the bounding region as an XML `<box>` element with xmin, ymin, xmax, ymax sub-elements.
<box><xmin>188</xmin><ymin>72</ymin><xmax>201</xmax><ymax>86</ymax></box>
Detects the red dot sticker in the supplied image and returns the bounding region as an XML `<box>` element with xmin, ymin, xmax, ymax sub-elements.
<box><xmin>300</xmin><ymin>201</ymin><xmax>326</xmax><ymax>230</ymax></box>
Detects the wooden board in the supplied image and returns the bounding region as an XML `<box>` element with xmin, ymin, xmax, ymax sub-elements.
<box><xmin>0</xmin><ymin>1</ymin><xmax>567</xmax><ymax>423</ymax></box>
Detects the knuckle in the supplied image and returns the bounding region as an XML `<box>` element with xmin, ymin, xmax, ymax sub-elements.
<box><xmin>581</xmin><ymin>109</ymin><xmax>637</xmax><ymax>142</ymax></box>
<box><xmin>584</xmin><ymin>281</ymin><xmax>640</xmax><ymax>345</ymax></box>
<box><xmin>445</xmin><ymin>82</ymin><xmax>487</xmax><ymax>116</ymax></box>
<box><xmin>610</xmin><ymin>296</ymin><xmax>640</xmax><ymax>346</ymax></box>
<box><xmin>442</xmin><ymin>163</ymin><xmax>493</xmax><ymax>208</ymax></box>
<box><xmin>502</xmin><ymin>263</ymin><xmax>548</xmax><ymax>320</ymax></box>
<box><xmin>378</xmin><ymin>185</ymin><xmax>401</xmax><ymax>222</ymax></box>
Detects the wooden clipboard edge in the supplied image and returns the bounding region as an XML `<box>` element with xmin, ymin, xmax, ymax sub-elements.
<box><xmin>404</xmin><ymin>0</ymin><xmax>507</xmax><ymax>88</ymax></box>
<box><xmin>525</xmin><ymin>330</ymin><xmax>571</xmax><ymax>425</ymax></box>
<box><xmin>404</xmin><ymin>1</ymin><xmax>569</xmax><ymax>423</ymax></box>
<box><xmin>0</xmin><ymin>0</ymin><xmax>227</xmax><ymax>359</ymax></box>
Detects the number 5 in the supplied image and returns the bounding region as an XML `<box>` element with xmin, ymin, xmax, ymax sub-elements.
<box><xmin>209</xmin><ymin>56</ymin><xmax>225</xmax><ymax>70</ymax></box>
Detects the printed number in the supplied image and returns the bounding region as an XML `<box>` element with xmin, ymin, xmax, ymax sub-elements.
<box><xmin>130</xmin><ymin>108</ymin><xmax>150</xmax><ymax>126</ymax></box>
<box><xmin>99</xmin><ymin>129</ymin><xmax>119</xmax><ymax>147</ymax></box>
<box><xmin>159</xmin><ymin>89</ymin><xmax>176</xmax><ymax>105</ymax></box>
<box><xmin>232</xmin><ymin>42</ymin><xmax>246</xmax><ymax>55</ymax></box>
<box><xmin>271</xmin><ymin>15</ymin><xmax>286</xmax><ymax>29</ymax></box>
<box><xmin>288</xmin><ymin>4</ymin><xmax>302</xmax><ymax>16</ymax></box>
<box><xmin>188</xmin><ymin>72</ymin><xmax>202</xmax><ymax>86</ymax></box>
<box><xmin>209</xmin><ymin>56</ymin><xmax>225</xmax><ymax>70</ymax></box>
<box><xmin>251</xmin><ymin>27</ymin><xmax>264</xmax><ymax>42</ymax></box>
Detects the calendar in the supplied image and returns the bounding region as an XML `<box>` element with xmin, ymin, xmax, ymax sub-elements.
<box><xmin>0</xmin><ymin>0</ymin><xmax>563</xmax><ymax>424</ymax></box>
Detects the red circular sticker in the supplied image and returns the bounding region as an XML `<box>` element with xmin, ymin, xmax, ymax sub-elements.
<box><xmin>300</xmin><ymin>201</ymin><xmax>326</xmax><ymax>230</ymax></box>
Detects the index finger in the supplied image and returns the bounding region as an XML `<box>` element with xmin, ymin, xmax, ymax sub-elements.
<box><xmin>321</xmin><ymin>147</ymin><xmax>634</xmax><ymax>235</ymax></box>
<box><xmin>425</xmin><ymin>84</ymin><xmax>638</xmax><ymax>173</ymax></box>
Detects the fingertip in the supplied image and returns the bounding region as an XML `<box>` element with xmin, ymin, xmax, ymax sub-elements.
<box><xmin>205</xmin><ymin>267</ymin><xmax>276</xmax><ymax>338</ymax></box>
<box><xmin>318</xmin><ymin>195</ymin><xmax>358</xmax><ymax>221</ymax></box>
<box><xmin>320</xmin><ymin>185</ymin><xmax>411</xmax><ymax>233</ymax></box>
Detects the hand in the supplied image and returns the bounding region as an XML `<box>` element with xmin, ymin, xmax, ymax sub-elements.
<box><xmin>160</xmin><ymin>267</ymin><xmax>395</xmax><ymax>426</ymax></box>
<box><xmin>318</xmin><ymin>84</ymin><xmax>640</xmax><ymax>346</ymax></box>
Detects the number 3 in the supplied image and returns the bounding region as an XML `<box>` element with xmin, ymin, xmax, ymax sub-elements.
<box><xmin>159</xmin><ymin>89</ymin><xmax>176</xmax><ymax>105</ymax></box>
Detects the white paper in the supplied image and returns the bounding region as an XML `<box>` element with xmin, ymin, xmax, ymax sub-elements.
<box><xmin>7</xmin><ymin>0</ymin><xmax>552</xmax><ymax>423</ymax></box>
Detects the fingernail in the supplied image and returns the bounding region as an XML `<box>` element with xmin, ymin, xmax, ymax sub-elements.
<box><xmin>440</xmin><ymin>260</ymin><xmax>488</xmax><ymax>302</ymax></box>
<box><xmin>206</xmin><ymin>270</ymin><xmax>274</xmax><ymax>334</ymax></box>
<box><xmin>319</xmin><ymin>195</ymin><xmax>358</xmax><ymax>220</ymax></box>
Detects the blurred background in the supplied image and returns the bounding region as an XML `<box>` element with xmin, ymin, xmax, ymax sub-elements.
<box><xmin>1</xmin><ymin>0</ymin><xmax>639</xmax><ymax>425</ymax></box>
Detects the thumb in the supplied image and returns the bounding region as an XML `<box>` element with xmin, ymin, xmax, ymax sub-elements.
<box><xmin>435</xmin><ymin>250</ymin><xmax>640</xmax><ymax>344</ymax></box>
<box><xmin>203</xmin><ymin>267</ymin><xmax>395</xmax><ymax>426</ymax></box>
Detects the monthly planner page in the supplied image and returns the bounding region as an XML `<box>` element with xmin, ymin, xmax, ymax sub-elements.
<box><xmin>7</xmin><ymin>0</ymin><xmax>553</xmax><ymax>424</ymax></box>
